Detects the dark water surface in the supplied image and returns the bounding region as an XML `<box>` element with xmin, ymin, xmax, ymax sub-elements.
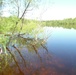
<box><xmin>20</xmin><ymin>27</ymin><xmax>76</xmax><ymax>75</ymax></box>
<box><xmin>1</xmin><ymin>27</ymin><xmax>76</xmax><ymax>75</ymax></box>
<box><xmin>46</xmin><ymin>27</ymin><xmax>76</xmax><ymax>75</ymax></box>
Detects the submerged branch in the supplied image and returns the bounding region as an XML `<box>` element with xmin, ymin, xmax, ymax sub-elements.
<box><xmin>12</xmin><ymin>45</ymin><xmax>26</xmax><ymax>67</ymax></box>
<box><xmin>30</xmin><ymin>44</ymin><xmax>42</xmax><ymax>61</ymax></box>
<box><xmin>6</xmin><ymin>47</ymin><xmax>24</xmax><ymax>75</ymax></box>
<box><xmin>41</xmin><ymin>44</ymin><xmax>48</xmax><ymax>52</ymax></box>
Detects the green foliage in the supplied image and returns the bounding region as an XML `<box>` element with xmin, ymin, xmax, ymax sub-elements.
<box><xmin>0</xmin><ymin>16</ymin><xmax>39</xmax><ymax>33</ymax></box>
<box><xmin>0</xmin><ymin>16</ymin><xmax>41</xmax><ymax>54</ymax></box>
<box><xmin>42</xmin><ymin>18</ymin><xmax>76</xmax><ymax>29</ymax></box>
<box><xmin>0</xmin><ymin>53</ymin><xmax>14</xmax><ymax>75</ymax></box>
<box><xmin>0</xmin><ymin>16</ymin><xmax>44</xmax><ymax>48</ymax></box>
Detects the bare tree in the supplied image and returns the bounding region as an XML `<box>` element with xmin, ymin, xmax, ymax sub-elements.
<box><xmin>6</xmin><ymin>0</ymin><xmax>38</xmax><ymax>45</ymax></box>
<box><xmin>0</xmin><ymin>0</ymin><xmax>3</xmax><ymax>16</ymax></box>
<box><xmin>8</xmin><ymin>0</ymin><xmax>37</xmax><ymax>18</ymax></box>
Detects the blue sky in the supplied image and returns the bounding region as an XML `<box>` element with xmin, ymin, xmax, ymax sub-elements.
<box><xmin>3</xmin><ymin>0</ymin><xmax>76</xmax><ymax>20</ymax></box>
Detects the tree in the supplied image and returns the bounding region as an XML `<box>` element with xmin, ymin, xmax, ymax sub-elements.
<box><xmin>0</xmin><ymin>0</ymin><xmax>3</xmax><ymax>16</ymax></box>
<box><xmin>8</xmin><ymin>0</ymin><xmax>37</xmax><ymax>18</ymax></box>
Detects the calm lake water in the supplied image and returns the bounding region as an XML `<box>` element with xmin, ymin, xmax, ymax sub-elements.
<box><xmin>1</xmin><ymin>27</ymin><xmax>76</xmax><ymax>75</ymax></box>
<box><xmin>20</xmin><ymin>27</ymin><xmax>76</xmax><ymax>75</ymax></box>
<box><xmin>45</xmin><ymin>27</ymin><xmax>76</xmax><ymax>75</ymax></box>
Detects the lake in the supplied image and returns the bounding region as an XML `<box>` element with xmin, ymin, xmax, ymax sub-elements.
<box><xmin>45</xmin><ymin>27</ymin><xmax>76</xmax><ymax>75</ymax></box>
<box><xmin>0</xmin><ymin>27</ymin><xmax>76</xmax><ymax>75</ymax></box>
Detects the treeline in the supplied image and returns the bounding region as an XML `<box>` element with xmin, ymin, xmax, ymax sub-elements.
<box><xmin>42</xmin><ymin>18</ymin><xmax>76</xmax><ymax>29</ymax></box>
<box><xmin>1</xmin><ymin>17</ymin><xmax>76</xmax><ymax>33</ymax></box>
<box><xmin>0</xmin><ymin>16</ymin><xmax>38</xmax><ymax>34</ymax></box>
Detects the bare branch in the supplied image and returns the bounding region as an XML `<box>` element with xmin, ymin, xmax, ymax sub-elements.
<box><xmin>6</xmin><ymin>47</ymin><xmax>24</xmax><ymax>75</ymax></box>
<box><xmin>20</xmin><ymin>1</ymin><xmax>31</xmax><ymax>20</ymax></box>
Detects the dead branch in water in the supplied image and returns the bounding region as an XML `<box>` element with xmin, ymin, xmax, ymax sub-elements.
<box><xmin>12</xmin><ymin>45</ymin><xmax>26</xmax><ymax>67</ymax></box>
<box><xmin>6</xmin><ymin>47</ymin><xmax>24</xmax><ymax>75</ymax></box>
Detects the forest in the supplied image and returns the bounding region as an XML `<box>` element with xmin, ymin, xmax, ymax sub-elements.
<box><xmin>42</xmin><ymin>18</ymin><xmax>76</xmax><ymax>29</ymax></box>
<box><xmin>1</xmin><ymin>17</ymin><xmax>76</xmax><ymax>34</ymax></box>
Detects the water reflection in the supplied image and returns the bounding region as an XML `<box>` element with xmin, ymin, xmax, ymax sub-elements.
<box><xmin>0</xmin><ymin>33</ymin><xmax>51</xmax><ymax>75</ymax></box>
<box><xmin>0</xmin><ymin>27</ymin><xmax>76</xmax><ymax>75</ymax></box>
<box><xmin>46</xmin><ymin>27</ymin><xmax>76</xmax><ymax>75</ymax></box>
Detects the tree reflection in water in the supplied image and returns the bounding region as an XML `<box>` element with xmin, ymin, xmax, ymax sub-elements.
<box><xmin>0</xmin><ymin>33</ymin><xmax>72</xmax><ymax>75</ymax></box>
<box><xmin>0</xmin><ymin>34</ymin><xmax>52</xmax><ymax>75</ymax></box>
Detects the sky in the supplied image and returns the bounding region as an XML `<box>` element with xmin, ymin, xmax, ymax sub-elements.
<box><xmin>2</xmin><ymin>0</ymin><xmax>76</xmax><ymax>20</ymax></box>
